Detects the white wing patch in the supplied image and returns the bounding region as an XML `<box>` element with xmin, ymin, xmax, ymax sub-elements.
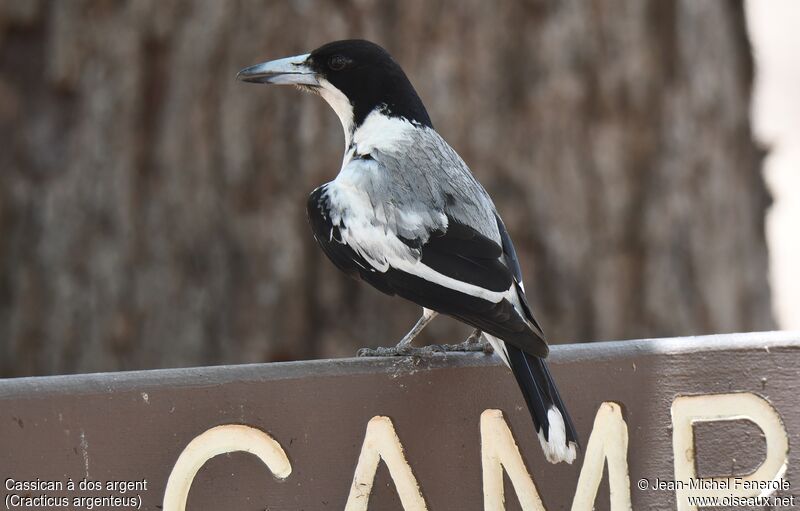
<box><xmin>325</xmin><ymin>181</ymin><xmax>419</xmax><ymax>271</ymax></box>
<box><xmin>390</xmin><ymin>258</ymin><xmax>517</xmax><ymax>304</ymax></box>
<box><xmin>326</xmin><ymin>179</ymin><xmax>523</xmax><ymax>310</ymax></box>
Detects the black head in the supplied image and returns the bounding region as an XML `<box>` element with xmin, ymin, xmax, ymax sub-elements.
<box><xmin>238</xmin><ymin>40</ymin><xmax>432</xmax><ymax>130</ymax></box>
<box><xmin>305</xmin><ymin>40</ymin><xmax>431</xmax><ymax>128</ymax></box>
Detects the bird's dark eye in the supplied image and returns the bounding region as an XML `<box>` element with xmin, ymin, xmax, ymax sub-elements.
<box><xmin>328</xmin><ymin>55</ymin><xmax>350</xmax><ymax>71</ymax></box>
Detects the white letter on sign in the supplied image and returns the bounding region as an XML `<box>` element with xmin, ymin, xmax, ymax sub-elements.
<box><xmin>671</xmin><ymin>392</ymin><xmax>789</xmax><ymax>511</ymax></box>
<box><xmin>481</xmin><ymin>409</ymin><xmax>546</xmax><ymax>511</ymax></box>
<box><xmin>162</xmin><ymin>424</ymin><xmax>291</xmax><ymax>511</ymax></box>
<box><xmin>570</xmin><ymin>402</ymin><xmax>631</xmax><ymax>511</ymax></box>
<box><xmin>344</xmin><ymin>416</ymin><xmax>428</xmax><ymax>511</ymax></box>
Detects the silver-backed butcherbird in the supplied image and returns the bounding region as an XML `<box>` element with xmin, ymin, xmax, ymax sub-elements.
<box><xmin>238</xmin><ymin>39</ymin><xmax>578</xmax><ymax>463</ymax></box>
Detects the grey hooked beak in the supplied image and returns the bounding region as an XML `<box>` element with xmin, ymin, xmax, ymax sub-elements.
<box><xmin>236</xmin><ymin>53</ymin><xmax>319</xmax><ymax>86</ymax></box>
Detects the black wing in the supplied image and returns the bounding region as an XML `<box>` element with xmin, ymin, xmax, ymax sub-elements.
<box><xmin>495</xmin><ymin>214</ymin><xmax>545</xmax><ymax>336</ymax></box>
<box><xmin>309</xmin><ymin>185</ymin><xmax>547</xmax><ymax>357</ymax></box>
<box><xmin>403</xmin><ymin>213</ymin><xmax>548</xmax><ymax>357</ymax></box>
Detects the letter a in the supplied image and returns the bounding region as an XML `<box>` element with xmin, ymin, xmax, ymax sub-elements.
<box><xmin>344</xmin><ymin>416</ymin><xmax>428</xmax><ymax>511</ymax></box>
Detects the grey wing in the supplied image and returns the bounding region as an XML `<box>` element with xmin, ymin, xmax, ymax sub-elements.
<box><xmin>372</xmin><ymin>128</ymin><xmax>502</xmax><ymax>243</ymax></box>
<box><xmin>363</xmin><ymin>133</ymin><xmax>548</xmax><ymax>355</ymax></box>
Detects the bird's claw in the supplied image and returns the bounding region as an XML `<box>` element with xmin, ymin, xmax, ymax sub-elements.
<box><xmin>356</xmin><ymin>345</ymin><xmax>440</xmax><ymax>358</ymax></box>
<box><xmin>439</xmin><ymin>340</ymin><xmax>493</xmax><ymax>353</ymax></box>
<box><xmin>356</xmin><ymin>340</ymin><xmax>493</xmax><ymax>357</ymax></box>
<box><xmin>357</xmin><ymin>346</ymin><xmax>409</xmax><ymax>357</ymax></box>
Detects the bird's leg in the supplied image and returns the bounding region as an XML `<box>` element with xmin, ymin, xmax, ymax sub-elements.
<box><xmin>357</xmin><ymin>309</ymin><xmax>439</xmax><ymax>357</ymax></box>
<box><xmin>437</xmin><ymin>329</ymin><xmax>494</xmax><ymax>353</ymax></box>
<box><xmin>357</xmin><ymin>315</ymin><xmax>494</xmax><ymax>357</ymax></box>
<box><xmin>395</xmin><ymin>308</ymin><xmax>438</xmax><ymax>349</ymax></box>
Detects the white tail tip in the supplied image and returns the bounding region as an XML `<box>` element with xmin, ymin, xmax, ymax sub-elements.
<box><xmin>537</xmin><ymin>407</ymin><xmax>577</xmax><ymax>464</ymax></box>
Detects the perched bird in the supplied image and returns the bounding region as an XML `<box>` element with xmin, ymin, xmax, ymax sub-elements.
<box><xmin>238</xmin><ymin>40</ymin><xmax>578</xmax><ymax>463</ymax></box>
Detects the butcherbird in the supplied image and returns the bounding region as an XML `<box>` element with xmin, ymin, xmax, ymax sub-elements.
<box><xmin>238</xmin><ymin>39</ymin><xmax>578</xmax><ymax>463</ymax></box>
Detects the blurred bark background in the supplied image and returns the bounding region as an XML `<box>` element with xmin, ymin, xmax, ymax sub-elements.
<box><xmin>0</xmin><ymin>0</ymin><xmax>773</xmax><ymax>377</ymax></box>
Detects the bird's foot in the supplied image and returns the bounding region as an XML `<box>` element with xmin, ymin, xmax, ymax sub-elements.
<box><xmin>435</xmin><ymin>340</ymin><xmax>494</xmax><ymax>354</ymax></box>
<box><xmin>436</xmin><ymin>329</ymin><xmax>493</xmax><ymax>354</ymax></box>
<box><xmin>356</xmin><ymin>344</ymin><xmax>449</xmax><ymax>358</ymax></box>
<box><xmin>356</xmin><ymin>330</ymin><xmax>493</xmax><ymax>357</ymax></box>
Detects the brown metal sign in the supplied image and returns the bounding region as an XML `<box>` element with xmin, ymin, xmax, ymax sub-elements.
<box><xmin>1</xmin><ymin>332</ymin><xmax>798</xmax><ymax>510</ymax></box>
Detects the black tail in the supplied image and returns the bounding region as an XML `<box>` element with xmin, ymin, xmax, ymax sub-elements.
<box><xmin>505</xmin><ymin>341</ymin><xmax>579</xmax><ymax>464</ymax></box>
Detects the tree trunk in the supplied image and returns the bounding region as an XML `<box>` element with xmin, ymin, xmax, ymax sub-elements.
<box><xmin>0</xmin><ymin>0</ymin><xmax>772</xmax><ymax>377</ymax></box>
